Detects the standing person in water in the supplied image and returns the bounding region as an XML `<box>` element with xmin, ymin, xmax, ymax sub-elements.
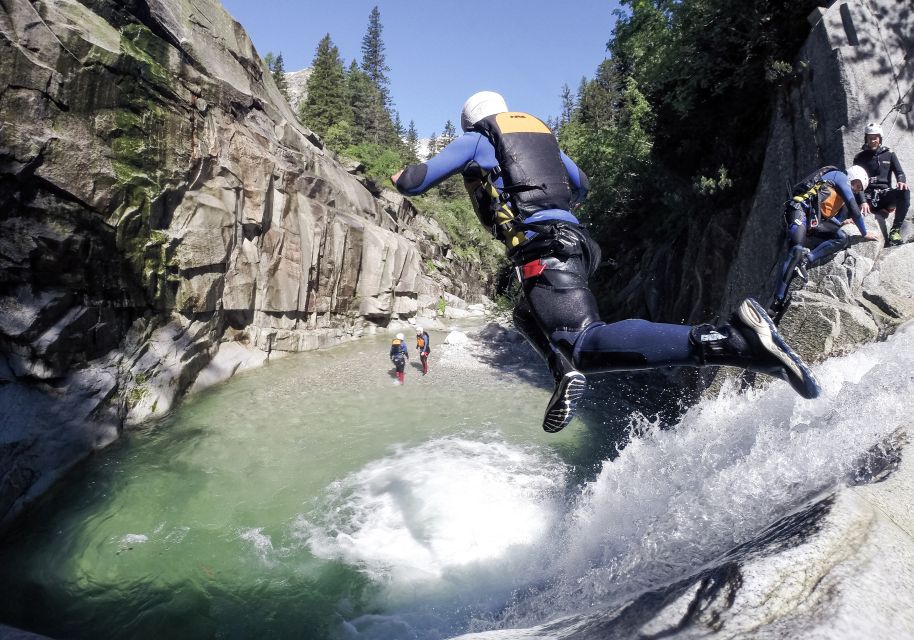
<box><xmin>416</xmin><ymin>326</ymin><xmax>431</xmax><ymax>375</ymax></box>
<box><xmin>390</xmin><ymin>91</ymin><xmax>820</xmax><ymax>433</ymax></box>
<box><xmin>389</xmin><ymin>333</ymin><xmax>409</xmax><ymax>384</ymax></box>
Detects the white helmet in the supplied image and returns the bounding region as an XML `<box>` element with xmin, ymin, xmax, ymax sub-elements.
<box><xmin>395</xmin><ymin>333</ymin><xmax>405</xmax><ymax>341</ymax></box>
<box><xmin>864</xmin><ymin>122</ymin><xmax>883</xmax><ymax>137</ymax></box>
<box><xmin>461</xmin><ymin>91</ymin><xmax>508</xmax><ymax>131</ymax></box>
<box><xmin>416</xmin><ymin>326</ymin><xmax>423</xmax><ymax>333</ymax></box>
<box><xmin>846</xmin><ymin>165</ymin><xmax>869</xmax><ymax>190</ymax></box>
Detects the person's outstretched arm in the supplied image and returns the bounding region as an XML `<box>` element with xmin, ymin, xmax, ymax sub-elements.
<box><xmin>831</xmin><ymin>172</ymin><xmax>877</xmax><ymax>240</ymax></box>
<box><xmin>391</xmin><ymin>133</ymin><xmax>485</xmax><ymax>195</ymax></box>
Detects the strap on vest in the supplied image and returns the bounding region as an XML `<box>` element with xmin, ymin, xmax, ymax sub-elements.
<box><xmin>481</xmin><ymin>168</ymin><xmax>527</xmax><ymax>248</ymax></box>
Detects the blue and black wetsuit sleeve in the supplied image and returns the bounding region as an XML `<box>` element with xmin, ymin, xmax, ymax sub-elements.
<box><xmin>561</xmin><ymin>151</ymin><xmax>589</xmax><ymax>205</ymax></box>
<box><xmin>395</xmin><ymin>134</ymin><xmax>483</xmax><ymax>195</ymax></box>
<box><xmin>828</xmin><ymin>171</ymin><xmax>867</xmax><ymax>235</ymax></box>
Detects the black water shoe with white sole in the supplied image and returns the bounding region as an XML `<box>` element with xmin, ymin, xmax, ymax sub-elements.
<box><xmin>691</xmin><ymin>298</ymin><xmax>820</xmax><ymax>400</ymax></box>
<box><xmin>732</xmin><ymin>298</ymin><xmax>820</xmax><ymax>399</ymax></box>
<box><xmin>543</xmin><ymin>370</ymin><xmax>587</xmax><ymax>433</ymax></box>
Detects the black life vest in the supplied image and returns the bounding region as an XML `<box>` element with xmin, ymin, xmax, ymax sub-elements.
<box><xmin>472</xmin><ymin>112</ymin><xmax>573</xmax><ymax>219</ymax></box>
<box><xmin>788</xmin><ymin>165</ymin><xmax>845</xmax><ymax>226</ymax></box>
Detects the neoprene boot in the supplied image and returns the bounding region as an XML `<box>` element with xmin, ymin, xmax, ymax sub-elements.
<box><xmin>514</xmin><ymin>301</ymin><xmax>587</xmax><ymax>433</ymax></box>
<box><xmin>542</xmin><ymin>350</ymin><xmax>587</xmax><ymax>434</ymax></box>
<box><xmin>397</xmin><ymin>371</ymin><xmax>405</xmax><ymax>384</ymax></box>
<box><xmin>690</xmin><ymin>298</ymin><xmax>820</xmax><ymax>399</ymax></box>
<box><xmin>766</xmin><ymin>294</ymin><xmax>791</xmax><ymax>325</ymax></box>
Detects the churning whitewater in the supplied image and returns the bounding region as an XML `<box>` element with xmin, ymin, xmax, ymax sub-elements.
<box><xmin>300</xmin><ymin>325</ymin><xmax>914</xmax><ymax>639</ymax></box>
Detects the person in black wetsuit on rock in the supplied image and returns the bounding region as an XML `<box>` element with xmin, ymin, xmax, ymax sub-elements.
<box><xmin>391</xmin><ymin>91</ymin><xmax>820</xmax><ymax>432</ymax></box>
<box><xmin>853</xmin><ymin>122</ymin><xmax>909</xmax><ymax>246</ymax></box>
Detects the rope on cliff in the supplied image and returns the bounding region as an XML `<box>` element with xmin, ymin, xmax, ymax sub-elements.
<box><xmin>864</xmin><ymin>0</ymin><xmax>914</xmax><ymax>143</ymax></box>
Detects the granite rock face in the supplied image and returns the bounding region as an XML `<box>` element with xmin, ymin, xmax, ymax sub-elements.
<box><xmin>0</xmin><ymin>0</ymin><xmax>490</xmax><ymax>531</ymax></box>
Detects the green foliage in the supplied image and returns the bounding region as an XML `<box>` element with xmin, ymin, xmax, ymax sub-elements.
<box><xmin>562</xmin><ymin>0</ymin><xmax>822</xmax><ymax>250</ymax></box>
<box><xmin>559</xmin><ymin>75</ymin><xmax>654</xmax><ymax>235</ymax></box>
<box><xmin>560</xmin><ymin>83</ymin><xmax>574</xmax><ymax>126</ymax></box>
<box><xmin>324</xmin><ymin>120</ymin><xmax>354</xmax><ymax>150</ymax></box>
<box><xmin>343</xmin><ymin>143</ymin><xmax>403</xmax><ymax>184</ymax></box>
<box><xmin>493</xmin><ymin>290</ymin><xmax>519</xmax><ymax>312</ymax></box>
<box><xmin>346</xmin><ymin>61</ymin><xmax>397</xmax><ymax>146</ymax></box>
<box><xmin>694</xmin><ymin>166</ymin><xmax>733</xmax><ymax>196</ymax></box>
<box><xmin>300</xmin><ymin>34</ymin><xmax>349</xmax><ymax>137</ymax></box>
<box><xmin>412</xmin><ymin>194</ymin><xmax>503</xmax><ymax>273</ymax></box>
<box><xmin>264</xmin><ymin>52</ymin><xmax>290</xmax><ymax>102</ymax></box>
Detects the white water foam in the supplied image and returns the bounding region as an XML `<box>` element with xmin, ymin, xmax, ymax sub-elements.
<box><xmin>296</xmin><ymin>434</ymin><xmax>566</xmax><ymax>593</ymax></box>
<box><xmin>489</xmin><ymin>324</ymin><xmax>914</xmax><ymax>631</ymax></box>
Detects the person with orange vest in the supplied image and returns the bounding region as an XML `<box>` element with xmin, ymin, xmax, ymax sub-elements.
<box><xmin>416</xmin><ymin>327</ymin><xmax>430</xmax><ymax>375</ymax></box>
<box><xmin>389</xmin><ymin>333</ymin><xmax>409</xmax><ymax>384</ymax></box>
<box><xmin>769</xmin><ymin>165</ymin><xmax>879</xmax><ymax>321</ymax></box>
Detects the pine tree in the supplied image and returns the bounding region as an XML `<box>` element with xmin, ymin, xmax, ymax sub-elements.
<box><xmin>300</xmin><ymin>34</ymin><xmax>350</xmax><ymax>137</ymax></box>
<box><xmin>428</xmin><ymin>131</ymin><xmax>438</xmax><ymax>155</ymax></box>
<box><xmin>347</xmin><ymin>60</ymin><xmax>379</xmax><ymax>145</ymax></box>
<box><xmin>560</xmin><ymin>83</ymin><xmax>574</xmax><ymax>125</ymax></box>
<box><xmin>360</xmin><ymin>6</ymin><xmax>391</xmax><ymax>108</ymax></box>
<box><xmin>393</xmin><ymin>111</ymin><xmax>405</xmax><ymax>138</ymax></box>
<box><xmin>273</xmin><ymin>53</ymin><xmax>291</xmax><ymax>102</ymax></box>
<box><xmin>441</xmin><ymin>120</ymin><xmax>457</xmax><ymax>145</ymax></box>
<box><xmin>264</xmin><ymin>52</ymin><xmax>291</xmax><ymax>102</ymax></box>
<box><xmin>406</xmin><ymin>120</ymin><xmax>419</xmax><ymax>161</ymax></box>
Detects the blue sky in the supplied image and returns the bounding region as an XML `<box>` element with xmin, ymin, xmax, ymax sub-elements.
<box><xmin>220</xmin><ymin>0</ymin><xmax>622</xmax><ymax>137</ymax></box>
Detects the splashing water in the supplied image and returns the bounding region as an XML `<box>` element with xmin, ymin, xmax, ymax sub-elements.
<box><xmin>1</xmin><ymin>325</ymin><xmax>912</xmax><ymax>640</ymax></box>
<box><xmin>298</xmin><ymin>435</ymin><xmax>566</xmax><ymax>585</ymax></box>
<box><xmin>466</xmin><ymin>325</ymin><xmax>914</xmax><ymax>635</ymax></box>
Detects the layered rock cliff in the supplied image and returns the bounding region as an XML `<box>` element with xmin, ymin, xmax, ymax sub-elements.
<box><xmin>0</xmin><ymin>0</ymin><xmax>490</xmax><ymax>531</ymax></box>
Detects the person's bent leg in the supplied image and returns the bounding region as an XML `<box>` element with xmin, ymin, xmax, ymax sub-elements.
<box><xmin>771</xmin><ymin>244</ymin><xmax>810</xmax><ymax>318</ymax></box>
<box><xmin>514</xmin><ymin>295</ymin><xmax>587</xmax><ymax>433</ymax></box>
<box><xmin>569</xmin><ymin>300</ymin><xmax>819</xmax><ymax>399</ymax></box>
<box><xmin>807</xmin><ymin>225</ymin><xmax>848</xmax><ymax>264</ymax></box>
<box><xmin>883</xmin><ymin>189</ymin><xmax>909</xmax><ymax>244</ymax></box>
<box><xmin>771</xmin><ymin>206</ymin><xmax>809</xmax><ymax>316</ymax></box>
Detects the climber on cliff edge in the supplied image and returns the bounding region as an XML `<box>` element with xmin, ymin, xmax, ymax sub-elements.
<box><xmin>390</xmin><ymin>91</ymin><xmax>820</xmax><ymax>433</ymax></box>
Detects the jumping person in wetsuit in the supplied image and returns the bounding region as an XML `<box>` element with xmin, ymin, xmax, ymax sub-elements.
<box><xmin>390</xmin><ymin>333</ymin><xmax>409</xmax><ymax>384</ymax></box>
<box><xmin>416</xmin><ymin>326</ymin><xmax>430</xmax><ymax>375</ymax></box>
<box><xmin>391</xmin><ymin>91</ymin><xmax>820</xmax><ymax>432</ymax></box>
<box><xmin>769</xmin><ymin>165</ymin><xmax>879</xmax><ymax>321</ymax></box>
<box><xmin>853</xmin><ymin>122</ymin><xmax>910</xmax><ymax>246</ymax></box>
